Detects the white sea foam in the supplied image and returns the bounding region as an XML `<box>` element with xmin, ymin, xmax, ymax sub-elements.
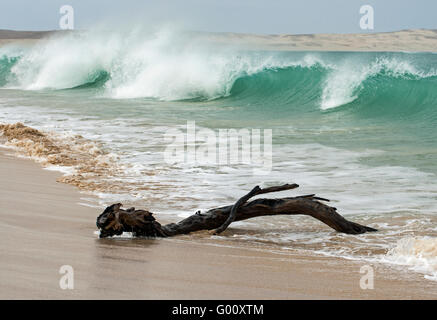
<box><xmin>4</xmin><ymin>29</ymin><xmax>324</xmax><ymax>100</ymax></box>
<box><xmin>320</xmin><ymin>56</ymin><xmax>437</xmax><ymax>110</ymax></box>
<box><xmin>2</xmin><ymin>104</ymin><xmax>437</xmax><ymax>282</ymax></box>
<box><xmin>384</xmin><ymin>237</ymin><xmax>437</xmax><ymax>281</ymax></box>
<box><xmin>4</xmin><ymin>29</ymin><xmax>436</xmax><ymax>109</ymax></box>
<box><xmin>1</xmin><ymin>104</ymin><xmax>436</xmax><ymax>219</ymax></box>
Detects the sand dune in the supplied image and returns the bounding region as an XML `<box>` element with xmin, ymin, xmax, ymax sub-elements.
<box><xmin>204</xmin><ymin>29</ymin><xmax>437</xmax><ymax>52</ymax></box>
<box><xmin>2</xmin><ymin>28</ymin><xmax>437</xmax><ymax>52</ymax></box>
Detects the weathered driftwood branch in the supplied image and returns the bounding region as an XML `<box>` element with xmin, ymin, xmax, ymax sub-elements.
<box><xmin>214</xmin><ymin>183</ymin><xmax>299</xmax><ymax>234</ymax></box>
<box><xmin>96</xmin><ymin>184</ymin><xmax>377</xmax><ymax>238</ymax></box>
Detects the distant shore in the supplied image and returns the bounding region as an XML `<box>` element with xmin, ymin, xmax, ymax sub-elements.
<box><xmin>2</xmin><ymin>28</ymin><xmax>437</xmax><ymax>52</ymax></box>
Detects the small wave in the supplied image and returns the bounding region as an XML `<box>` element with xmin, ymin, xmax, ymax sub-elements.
<box><xmin>70</xmin><ymin>70</ymin><xmax>111</xmax><ymax>90</ymax></box>
<box><xmin>385</xmin><ymin>236</ymin><xmax>437</xmax><ymax>281</ymax></box>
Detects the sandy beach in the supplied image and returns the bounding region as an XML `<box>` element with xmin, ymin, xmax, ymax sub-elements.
<box><xmin>0</xmin><ymin>30</ymin><xmax>55</xmax><ymax>48</ymax></box>
<box><xmin>206</xmin><ymin>29</ymin><xmax>437</xmax><ymax>52</ymax></box>
<box><xmin>2</xmin><ymin>28</ymin><xmax>437</xmax><ymax>52</ymax></box>
<box><xmin>0</xmin><ymin>148</ymin><xmax>436</xmax><ymax>299</ymax></box>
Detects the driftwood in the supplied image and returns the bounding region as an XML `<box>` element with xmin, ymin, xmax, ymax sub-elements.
<box><xmin>96</xmin><ymin>184</ymin><xmax>377</xmax><ymax>238</ymax></box>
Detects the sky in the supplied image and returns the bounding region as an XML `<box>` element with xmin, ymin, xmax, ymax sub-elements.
<box><xmin>0</xmin><ymin>0</ymin><xmax>436</xmax><ymax>34</ymax></box>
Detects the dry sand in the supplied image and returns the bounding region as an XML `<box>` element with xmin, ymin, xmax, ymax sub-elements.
<box><xmin>0</xmin><ymin>29</ymin><xmax>57</xmax><ymax>48</ymax></box>
<box><xmin>2</xmin><ymin>28</ymin><xmax>437</xmax><ymax>52</ymax></box>
<box><xmin>205</xmin><ymin>29</ymin><xmax>437</xmax><ymax>52</ymax></box>
<box><xmin>0</xmin><ymin>148</ymin><xmax>436</xmax><ymax>299</ymax></box>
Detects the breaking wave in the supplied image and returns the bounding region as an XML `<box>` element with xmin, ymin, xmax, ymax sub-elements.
<box><xmin>1</xmin><ymin>30</ymin><xmax>437</xmax><ymax>117</ymax></box>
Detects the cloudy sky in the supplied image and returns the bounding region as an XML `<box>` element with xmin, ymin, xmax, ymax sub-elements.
<box><xmin>0</xmin><ymin>0</ymin><xmax>435</xmax><ymax>34</ymax></box>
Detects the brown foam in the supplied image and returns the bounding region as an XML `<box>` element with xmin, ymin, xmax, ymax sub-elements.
<box><xmin>0</xmin><ymin>122</ymin><xmax>126</xmax><ymax>193</ymax></box>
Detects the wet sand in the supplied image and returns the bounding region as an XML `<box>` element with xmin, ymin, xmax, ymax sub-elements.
<box><xmin>0</xmin><ymin>148</ymin><xmax>436</xmax><ymax>299</ymax></box>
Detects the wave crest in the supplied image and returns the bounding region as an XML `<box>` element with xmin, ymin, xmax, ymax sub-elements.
<box><xmin>1</xmin><ymin>30</ymin><xmax>322</xmax><ymax>100</ymax></box>
<box><xmin>1</xmin><ymin>30</ymin><xmax>437</xmax><ymax>114</ymax></box>
<box><xmin>320</xmin><ymin>57</ymin><xmax>437</xmax><ymax>110</ymax></box>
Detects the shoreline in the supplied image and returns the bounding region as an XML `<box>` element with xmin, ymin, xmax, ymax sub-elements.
<box><xmin>0</xmin><ymin>148</ymin><xmax>436</xmax><ymax>299</ymax></box>
<box><xmin>2</xmin><ymin>28</ymin><xmax>437</xmax><ymax>52</ymax></box>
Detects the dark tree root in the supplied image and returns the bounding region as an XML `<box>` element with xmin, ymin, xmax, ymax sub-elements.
<box><xmin>96</xmin><ymin>184</ymin><xmax>377</xmax><ymax>239</ymax></box>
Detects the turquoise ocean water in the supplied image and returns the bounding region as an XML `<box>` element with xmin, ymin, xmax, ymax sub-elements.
<box><xmin>0</xmin><ymin>30</ymin><xmax>436</xmax><ymax>281</ymax></box>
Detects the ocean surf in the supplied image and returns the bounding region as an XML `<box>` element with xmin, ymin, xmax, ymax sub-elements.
<box><xmin>0</xmin><ymin>29</ymin><xmax>436</xmax><ymax>282</ymax></box>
